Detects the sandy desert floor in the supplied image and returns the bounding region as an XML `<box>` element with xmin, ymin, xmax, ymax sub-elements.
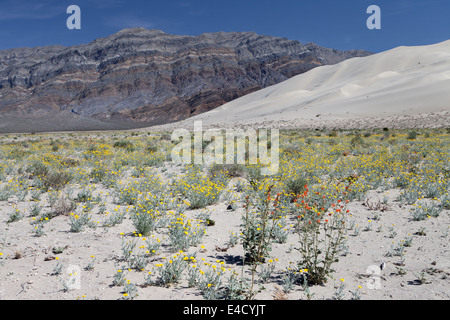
<box><xmin>0</xmin><ymin>128</ymin><xmax>448</xmax><ymax>300</ymax></box>
<box><xmin>0</xmin><ymin>189</ymin><xmax>449</xmax><ymax>301</ymax></box>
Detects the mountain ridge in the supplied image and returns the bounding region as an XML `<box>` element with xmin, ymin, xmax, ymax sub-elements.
<box><xmin>0</xmin><ymin>28</ymin><xmax>371</xmax><ymax>132</ymax></box>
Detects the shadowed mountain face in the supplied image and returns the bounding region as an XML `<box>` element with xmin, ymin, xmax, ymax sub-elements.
<box><xmin>0</xmin><ymin>28</ymin><xmax>371</xmax><ymax>132</ymax></box>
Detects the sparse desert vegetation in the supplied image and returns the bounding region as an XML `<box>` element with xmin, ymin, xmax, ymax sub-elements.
<box><xmin>0</xmin><ymin>128</ymin><xmax>449</xmax><ymax>300</ymax></box>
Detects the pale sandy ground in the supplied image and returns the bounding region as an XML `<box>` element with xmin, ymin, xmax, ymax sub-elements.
<box><xmin>0</xmin><ymin>177</ymin><xmax>449</xmax><ymax>300</ymax></box>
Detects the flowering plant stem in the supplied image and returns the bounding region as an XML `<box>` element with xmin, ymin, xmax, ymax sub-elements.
<box><xmin>296</xmin><ymin>186</ymin><xmax>348</xmax><ymax>285</ymax></box>
<box><xmin>241</xmin><ymin>186</ymin><xmax>275</xmax><ymax>299</ymax></box>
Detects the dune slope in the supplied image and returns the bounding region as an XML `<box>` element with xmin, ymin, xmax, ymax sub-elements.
<box><xmin>157</xmin><ymin>40</ymin><xmax>450</xmax><ymax>130</ymax></box>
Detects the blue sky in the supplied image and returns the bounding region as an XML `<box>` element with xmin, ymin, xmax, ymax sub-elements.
<box><xmin>0</xmin><ymin>0</ymin><xmax>448</xmax><ymax>52</ymax></box>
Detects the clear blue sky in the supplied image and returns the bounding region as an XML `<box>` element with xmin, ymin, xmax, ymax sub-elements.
<box><xmin>0</xmin><ymin>0</ymin><xmax>448</xmax><ymax>53</ymax></box>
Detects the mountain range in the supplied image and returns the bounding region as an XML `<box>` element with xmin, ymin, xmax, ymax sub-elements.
<box><xmin>0</xmin><ymin>28</ymin><xmax>371</xmax><ymax>132</ymax></box>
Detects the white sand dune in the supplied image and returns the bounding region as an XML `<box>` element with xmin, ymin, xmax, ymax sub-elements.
<box><xmin>149</xmin><ymin>40</ymin><xmax>450</xmax><ymax>130</ymax></box>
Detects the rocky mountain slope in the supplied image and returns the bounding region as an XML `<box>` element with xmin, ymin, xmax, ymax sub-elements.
<box><xmin>0</xmin><ymin>28</ymin><xmax>371</xmax><ymax>132</ymax></box>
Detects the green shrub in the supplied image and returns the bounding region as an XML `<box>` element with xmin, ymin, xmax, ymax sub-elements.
<box><xmin>328</xmin><ymin>131</ymin><xmax>338</xmax><ymax>137</ymax></box>
<box><xmin>27</xmin><ymin>160</ymin><xmax>49</xmax><ymax>178</ymax></box>
<box><xmin>89</xmin><ymin>166</ymin><xmax>107</xmax><ymax>182</ymax></box>
<box><xmin>209</xmin><ymin>163</ymin><xmax>245</xmax><ymax>179</ymax></box>
<box><xmin>113</xmin><ymin>140</ymin><xmax>135</xmax><ymax>152</ymax></box>
<box><xmin>295</xmin><ymin>188</ymin><xmax>348</xmax><ymax>285</ymax></box>
<box><xmin>440</xmin><ymin>193</ymin><xmax>450</xmax><ymax>209</ymax></box>
<box><xmin>350</xmin><ymin>133</ymin><xmax>365</xmax><ymax>148</ymax></box>
<box><xmin>146</xmin><ymin>144</ymin><xmax>158</xmax><ymax>153</ymax></box>
<box><xmin>407</xmin><ymin>131</ymin><xmax>417</xmax><ymax>140</ymax></box>
<box><xmin>130</xmin><ymin>210</ymin><xmax>160</xmax><ymax>236</ymax></box>
<box><xmin>60</xmin><ymin>157</ymin><xmax>80</xmax><ymax>168</ymax></box>
<box><xmin>411</xmin><ymin>201</ymin><xmax>442</xmax><ymax>221</ymax></box>
<box><xmin>69</xmin><ymin>212</ymin><xmax>93</xmax><ymax>232</ymax></box>
<box><xmin>285</xmin><ymin>177</ymin><xmax>307</xmax><ymax>197</ymax></box>
<box><xmin>8</xmin><ymin>148</ymin><xmax>31</xmax><ymax>160</ymax></box>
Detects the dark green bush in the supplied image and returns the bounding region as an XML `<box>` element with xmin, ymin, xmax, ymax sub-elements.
<box><xmin>285</xmin><ymin>177</ymin><xmax>307</xmax><ymax>197</ymax></box>
<box><xmin>407</xmin><ymin>131</ymin><xmax>417</xmax><ymax>140</ymax></box>
<box><xmin>113</xmin><ymin>140</ymin><xmax>135</xmax><ymax>152</ymax></box>
<box><xmin>328</xmin><ymin>131</ymin><xmax>338</xmax><ymax>137</ymax></box>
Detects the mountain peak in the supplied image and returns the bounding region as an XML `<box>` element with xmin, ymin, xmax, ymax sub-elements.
<box><xmin>0</xmin><ymin>29</ymin><xmax>371</xmax><ymax>133</ymax></box>
<box><xmin>115</xmin><ymin>27</ymin><xmax>167</xmax><ymax>35</ymax></box>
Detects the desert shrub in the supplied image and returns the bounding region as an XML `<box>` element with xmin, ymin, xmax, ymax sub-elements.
<box><xmin>440</xmin><ymin>193</ymin><xmax>450</xmax><ymax>209</ymax></box>
<box><xmin>240</xmin><ymin>188</ymin><xmax>278</xmax><ymax>264</ymax></box>
<box><xmin>160</xmin><ymin>133</ymin><xmax>172</xmax><ymax>141</ymax></box>
<box><xmin>27</xmin><ymin>160</ymin><xmax>49</xmax><ymax>178</ymax></box>
<box><xmin>209</xmin><ymin>163</ymin><xmax>245</xmax><ymax>179</ymax></box>
<box><xmin>244</xmin><ymin>165</ymin><xmax>266</xmax><ymax>190</ymax></box>
<box><xmin>42</xmin><ymin>171</ymin><xmax>73</xmax><ymax>190</ymax></box>
<box><xmin>102</xmin><ymin>207</ymin><xmax>125</xmax><ymax>228</ymax></box>
<box><xmin>423</xmin><ymin>182</ymin><xmax>441</xmax><ymax>199</ymax></box>
<box><xmin>86</xmin><ymin>143</ymin><xmax>97</xmax><ymax>152</ymax></box>
<box><xmin>168</xmin><ymin>215</ymin><xmax>205</xmax><ymax>251</ymax></box>
<box><xmin>328</xmin><ymin>138</ymin><xmax>337</xmax><ymax>146</ymax></box>
<box><xmin>60</xmin><ymin>157</ymin><xmax>80</xmax><ymax>168</ymax></box>
<box><xmin>89</xmin><ymin>166</ymin><xmax>107</xmax><ymax>182</ymax></box>
<box><xmin>350</xmin><ymin>133</ymin><xmax>365</xmax><ymax>148</ymax></box>
<box><xmin>411</xmin><ymin>201</ymin><xmax>443</xmax><ymax>221</ymax></box>
<box><xmin>7</xmin><ymin>148</ymin><xmax>31</xmax><ymax>160</ymax></box>
<box><xmin>142</xmin><ymin>153</ymin><xmax>166</xmax><ymax>167</ymax></box>
<box><xmin>129</xmin><ymin>192</ymin><xmax>170</xmax><ymax>235</ymax></box>
<box><xmin>146</xmin><ymin>144</ymin><xmax>158</xmax><ymax>153</ymax></box>
<box><xmin>407</xmin><ymin>131</ymin><xmax>417</xmax><ymax>140</ymax></box>
<box><xmin>295</xmin><ymin>188</ymin><xmax>349</xmax><ymax>285</ymax></box>
<box><xmin>74</xmin><ymin>187</ymin><xmax>94</xmax><ymax>203</ymax></box>
<box><xmin>7</xmin><ymin>208</ymin><xmax>24</xmax><ymax>223</ymax></box>
<box><xmin>115</xmin><ymin>183</ymin><xmax>140</xmax><ymax>205</ymax></box>
<box><xmin>130</xmin><ymin>209</ymin><xmax>160</xmax><ymax>236</ymax></box>
<box><xmin>187</xmin><ymin>183</ymin><xmax>222</xmax><ymax>209</ymax></box>
<box><xmin>176</xmin><ymin>167</ymin><xmax>224</xmax><ymax>209</ymax></box>
<box><xmin>282</xmin><ymin>142</ymin><xmax>303</xmax><ymax>154</ymax></box>
<box><xmin>51</xmin><ymin>197</ymin><xmax>77</xmax><ymax>217</ymax></box>
<box><xmin>69</xmin><ymin>211</ymin><xmax>94</xmax><ymax>232</ymax></box>
<box><xmin>328</xmin><ymin>131</ymin><xmax>338</xmax><ymax>137</ymax></box>
<box><xmin>27</xmin><ymin>160</ymin><xmax>73</xmax><ymax>190</ymax></box>
<box><xmin>398</xmin><ymin>188</ymin><xmax>421</xmax><ymax>205</ymax></box>
<box><xmin>155</xmin><ymin>253</ymin><xmax>189</xmax><ymax>286</ymax></box>
<box><xmin>113</xmin><ymin>140</ymin><xmax>135</xmax><ymax>152</ymax></box>
<box><xmin>284</xmin><ymin>177</ymin><xmax>307</xmax><ymax>197</ymax></box>
<box><xmin>381</xmin><ymin>131</ymin><xmax>391</xmax><ymax>140</ymax></box>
